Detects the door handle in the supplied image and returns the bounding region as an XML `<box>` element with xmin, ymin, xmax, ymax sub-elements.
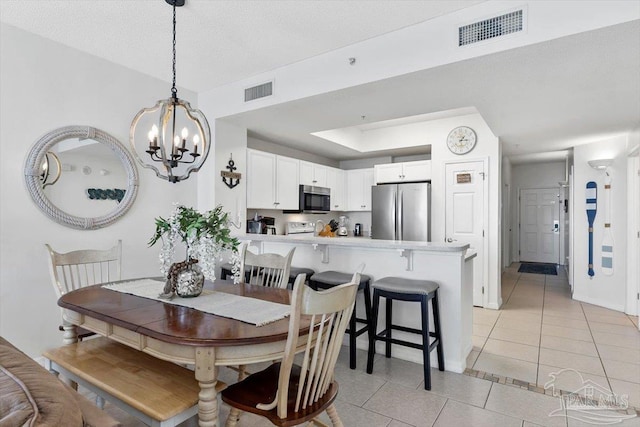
<box><xmin>446</xmin><ymin>237</ymin><xmax>457</xmax><ymax>243</ymax></box>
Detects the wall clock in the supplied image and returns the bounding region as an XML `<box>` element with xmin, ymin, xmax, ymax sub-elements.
<box><xmin>447</xmin><ymin>126</ymin><xmax>477</xmax><ymax>155</ymax></box>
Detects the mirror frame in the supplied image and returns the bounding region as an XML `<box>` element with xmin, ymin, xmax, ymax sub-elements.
<box><xmin>24</xmin><ymin>126</ymin><xmax>139</xmax><ymax>230</ymax></box>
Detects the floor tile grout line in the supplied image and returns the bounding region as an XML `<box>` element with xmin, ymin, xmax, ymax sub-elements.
<box><xmin>580</xmin><ymin>301</ymin><xmax>615</xmax><ymax>393</ymax></box>
<box><xmin>428</xmin><ymin>397</ymin><xmax>449</xmax><ymax>427</ymax></box>
<box><xmin>535</xmin><ymin>273</ymin><xmax>547</xmax><ymax>388</ymax></box>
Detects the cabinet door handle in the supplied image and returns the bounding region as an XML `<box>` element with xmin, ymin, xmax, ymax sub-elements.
<box><xmin>312</xmin><ymin>180</ymin><xmax>317</xmax><ymax>183</ymax></box>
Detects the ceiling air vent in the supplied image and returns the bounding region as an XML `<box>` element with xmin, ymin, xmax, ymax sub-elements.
<box><xmin>459</xmin><ymin>9</ymin><xmax>523</xmax><ymax>46</ymax></box>
<box><xmin>245</xmin><ymin>81</ymin><xmax>273</xmax><ymax>102</ymax></box>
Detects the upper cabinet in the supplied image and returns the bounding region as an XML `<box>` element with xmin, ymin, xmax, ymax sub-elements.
<box><xmin>346</xmin><ymin>168</ymin><xmax>374</xmax><ymax>211</ymax></box>
<box><xmin>374</xmin><ymin>160</ymin><xmax>431</xmax><ymax>184</ymax></box>
<box><xmin>299</xmin><ymin>161</ymin><xmax>328</xmax><ymax>187</ymax></box>
<box><xmin>247</xmin><ymin>149</ymin><xmax>299</xmax><ymax>210</ymax></box>
<box><xmin>326</xmin><ymin>167</ymin><xmax>345</xmax><ymax>211</ymax></box>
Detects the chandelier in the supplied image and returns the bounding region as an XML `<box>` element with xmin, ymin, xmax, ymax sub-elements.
<box><xmin>129</xmin><ymin>0</ymin><xmax>210</xmax><ymax>183</ymax></box>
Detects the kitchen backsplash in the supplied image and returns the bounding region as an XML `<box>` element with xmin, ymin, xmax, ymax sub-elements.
<box><xmin>246</xmin><ymin>209</ymin><xmax>371</xmax><ymax>236</ymax></box>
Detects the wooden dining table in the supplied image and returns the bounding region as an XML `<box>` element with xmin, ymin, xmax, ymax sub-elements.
<box><xmin>57</xmin><ymin>279</ymin><xmax>312</xmax><ymax>427</ymax></box>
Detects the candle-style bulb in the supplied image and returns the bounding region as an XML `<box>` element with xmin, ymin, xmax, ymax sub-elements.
<box><xmin>151</xmin><ymin>124</ymin><xmax>158</xmax><ymax>137</ymax></box>
<box><xmin>193</xmin><ymin>134</ymin><xmax>200</xmax><ymax>154</ymax></box>
<box><xmin>181</xmin><ymin>127</ymin><xmax>188</xmax><ymax>138</ymax></box>
<box><xmin>174</xmin><ymin>135</ymin><xmax>181</xmax><ymax>146</ymax></box>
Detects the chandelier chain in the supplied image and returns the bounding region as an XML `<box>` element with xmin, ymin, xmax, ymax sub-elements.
<box><xmin>171</xmin><ymin>1</ymin><xmax>177</xmax><ymax>98</ymax></box>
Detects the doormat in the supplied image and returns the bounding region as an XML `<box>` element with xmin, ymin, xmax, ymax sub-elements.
<box><xmin>518</xmin><ymin>262</ymin><xmax>558</xmax><ymax>275</ymax></box>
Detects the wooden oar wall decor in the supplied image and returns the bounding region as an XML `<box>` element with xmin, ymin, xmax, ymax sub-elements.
<box><xmin>585</xmin><ymin>182</ymin><xmax>597</xmax><ymax>278</ymax></box>
<box><xmin>601</xmin><ymin>169</ymin><xmax>613</xmax><ymax>276</ymax></box>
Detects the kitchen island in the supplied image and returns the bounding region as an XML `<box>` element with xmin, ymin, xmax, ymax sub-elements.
<box><xmin>239</xmin><ymin>233</ymin><xmax>475</xmax><ymax>373</ymax></box>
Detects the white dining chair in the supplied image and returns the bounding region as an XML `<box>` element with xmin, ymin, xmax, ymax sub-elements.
<box><xmin>240</xmin><ymin>245</ymin><xmax>295</xmax><ymax>289</ymax></box>
<box><xmin>45</xmin><ymin>240</ymin><xmax>122</xmax><ymax>341</ymax></box>
<box><xmin>222</xmin><ymin>272</ymin><xmax>360</xmax><ymax>427</ymax></box>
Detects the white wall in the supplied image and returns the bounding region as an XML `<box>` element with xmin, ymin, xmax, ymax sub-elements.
<box><xmin>572</xmin><ymin>136</ymin><xmax>628</xmax><ymax>311</ymax></box>
<box><xmin>510</xmin><ymin>161</ymin><xmax>565</xmax><ymax>263</ymax></box>
<box><xmin>501</xmin><ymin>156</ymin><xmax>512</xmax><ymax>269</ymax></box>
<box><xmin>626</xmin><ymin>128</ymin><xmax>639</xmax><ymax>315</ymax></box>
<box><xmin>0</xmin><ymin>24</ymin><xmax>198</xmax><ymax>357</ymax></box>
<box><xmin>248</xmin><ymin>137</ymin><xmax>339</xmax><ymax>168</ymax></box>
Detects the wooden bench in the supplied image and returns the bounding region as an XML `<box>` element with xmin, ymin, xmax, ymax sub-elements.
<box><xmin>43</xmin><ymin>337</ymin><xmax>225</xmax><ymax>427</ymax></box>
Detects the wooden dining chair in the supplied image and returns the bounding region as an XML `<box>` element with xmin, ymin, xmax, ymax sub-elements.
<box><xmin>45</xmin><ymin>240</ymin><xmax>122</xmax><ymax>340</ymax></box>
<box><xmin>240</xmin><ymin>245</ymin><xmax>295</xmax><ymax>289</ymax></box>
<box><xmin>222</xmin><ymin>272</ymin><xmax>360</xmax><ymax>427</ymax></box>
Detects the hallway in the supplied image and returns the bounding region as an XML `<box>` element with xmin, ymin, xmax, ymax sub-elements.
<box><xmin>470</xmin><ymin>263</ymin><xmax>640</xmax><ymax>410</ymax></box>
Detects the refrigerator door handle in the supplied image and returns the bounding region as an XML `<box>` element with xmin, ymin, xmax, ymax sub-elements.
<box><xmin>398</xmin><ymin>190</ymin><xmax>403</xmax><ymax>240</ymax></box>
<box><xmin>393</xmin><ymin>190</ymin><xmax>398</xmax><ymax>239</ymax></box>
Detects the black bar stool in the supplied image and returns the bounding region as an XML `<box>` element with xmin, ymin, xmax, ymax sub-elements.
<box><xmin>366</xmin><ymin>277</ymin><xmax>444</xmax><ymax>390</ymax></box>
<box><xmin>287</xmin><ymin>267</ymin><xmax>315</xmax><ymax>288</ymax></box>
<box><xmin>220</xmin><ymin>262</ymin><xmax>255</xmax><ymax>282</ymax></box>
<box><xmin>309</xmin><ymin>270</ymin><xmax>372</xmax><ymax>369</ymax></box>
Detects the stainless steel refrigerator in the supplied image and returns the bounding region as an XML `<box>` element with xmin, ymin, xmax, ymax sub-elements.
<box><xmin>371</xmin><ymin>183</ymin><xmax>431</xmax><ymax>241</ymax></box>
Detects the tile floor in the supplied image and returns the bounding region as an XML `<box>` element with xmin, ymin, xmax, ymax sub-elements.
<box><xmin>90</xmin><ymin>263</ymin><xmax>640</xmax><ymax>426</ymax></box>
<box><xmin>470</xmin><ymin>262</ymin><xmax>640</xmax><ymax>415</ymax></box>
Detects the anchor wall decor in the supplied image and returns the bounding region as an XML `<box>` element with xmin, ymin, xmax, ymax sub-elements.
<box><xmin>221</xmin><ymin>155</ymin><xmax>241</xmax><ymax>189</ymax></box>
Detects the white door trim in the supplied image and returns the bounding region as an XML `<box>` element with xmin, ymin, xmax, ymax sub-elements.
<box><xmin>444</xmin><ymin>157</ymin><xmax>490</xmax><ymax>308</ymax></box>
<box><xmin>626</xmin><ymin>152</ymin><xmax>639</xmax><ymax>322</ymax></box>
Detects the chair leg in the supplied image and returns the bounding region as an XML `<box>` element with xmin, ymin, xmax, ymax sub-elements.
<box><xmin>237</xmin><ymin>364</ymin><xmax>249</xmax><ymax>381</ymax></box>
<box><xmin>366</xmin><ymin>290</ymin><xmax>380</xmax><ymax>374</ymax></box>
<box><xmin>363</xmin><ymin>281</ymin><xmax>372</xmax><ymax>337</ymax></box>
<box><xmin>95</xmin><ymin>395</ymin><xmax>105</xmax><ymax>409</ymax></box>
<box><xmin>421</xmin><ymin>295</ymin><xmax>431</xmax><ymax>390</ymax></box>
<box><xmin>325</xmin><ymin>403</ymin><xmax>344</xmax><ymax>427</ymax></box>
<box><xmin>349</xmin><ymin>301</ymin><xmax>357</xmax><ymax>369</ymax></box>
<box><xmin>385</xmin><ymin>297</ymin><xmax>392</xmax><ymax>358</ymax></box>
<box><xmin>432</xmin><ymin>291</ymin><xmax>445</xmax><ymax>371</ymax></box>
<box><xmin>225</xmin><ymin>408</ymin><xmax>241</xmax><ymax>427</ymax></box>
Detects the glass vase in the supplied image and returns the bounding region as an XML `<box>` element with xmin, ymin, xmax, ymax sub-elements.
<box><xmin>173</xmin><ymin>261</ymin><xmax>204</xmax><ymax>298</ymax></box>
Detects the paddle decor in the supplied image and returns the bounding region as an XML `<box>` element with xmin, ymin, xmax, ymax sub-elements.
<box><xmin>601</xmin><ymin>170</ymin><xmax>613</xmax><ymax>275</ymax></box>
<box><xmin>585</xmin><ymin>181</ymin><xmax>597</xmax><ymax>278</ymax></box>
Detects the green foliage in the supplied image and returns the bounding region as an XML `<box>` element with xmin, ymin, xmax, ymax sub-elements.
<box><xmin>148</xmin><ymin>205</ymin><xmax>240</xmax><ymax>252</ymax></box>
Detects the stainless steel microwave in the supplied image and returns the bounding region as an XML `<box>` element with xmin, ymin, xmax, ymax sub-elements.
<box><xmin>290</xmin><ymin>185</ymin><xmax>330</xmax><ymax>213</ymax></box>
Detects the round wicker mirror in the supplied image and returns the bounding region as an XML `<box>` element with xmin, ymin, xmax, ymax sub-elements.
<box><xmin>24</xmin><ymin>126</ymin><xmax>139</xmax><ymax>230</ymax></box>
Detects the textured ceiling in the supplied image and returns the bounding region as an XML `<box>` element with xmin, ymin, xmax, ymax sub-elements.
<box><xmin>2</xmin><ymin>1</ymin><xmax>638</xmax><ymax>162</ymax></box>
<box><xmin>0</xmin><ymin>0</ymin><xmax>484</xmax><ymax>92</ymax></box>
<box><xmin>227</xmin><ymin>20</ymin><xmax>640</xmax><ymax>160</ymax></box>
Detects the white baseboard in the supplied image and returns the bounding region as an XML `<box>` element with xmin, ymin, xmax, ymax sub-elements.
<box><xmin>33</xmin><ymin>356</ymin><xmax>46</xmax><ymax>368</ymax></box>
<box><xmin>485</xmin><ymin>302</ymin><xmax>501</xmax><ymax>310</ymax></box>
<box><xmin>572</xmin><ymin>293</ymin><xmax>625</xmax><ymax>313</ymax></box>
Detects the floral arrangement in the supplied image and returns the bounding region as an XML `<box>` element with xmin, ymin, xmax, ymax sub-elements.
<box><xmin>149</xmin><ymin>204</ymin><xmax>242</xmax><ymax>283</ymax></box>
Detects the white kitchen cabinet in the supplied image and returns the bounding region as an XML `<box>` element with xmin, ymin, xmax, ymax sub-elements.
<box><xmin>346</xmin><ymin>168</ymin><xmax>374</xmax><ymax>211</ymax></box>
<box><xmin>326</xmin><ymin>167</ymin><xmax>345</xmax><ymax>211</ymax></box>
<box><xmin>299</xmin><ymin>161</ymin><xmax>328</xmax><ymax>187</ymax></box>
<box><xmin>275</xmin><ymin>156</ymin><xmax>300</xmax><ymax>210</ymax></box>
<box><xmin>247</xmin><ymin>149</ymin><xmax>299</xmax><ymax>210</ymax></box>
<box><xmin>374</xmin><ymin>160</ymin><xmax>431</xmax><ymax>183</ymax></box>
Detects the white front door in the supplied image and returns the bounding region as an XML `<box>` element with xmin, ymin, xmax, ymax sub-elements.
<box><xmin>519</xmin><ymin>188</ymin><xmax>560</xmax><ymax>264</ymax></box>
<box><xmin>445</xmin><ymin>161</ymin><xmax>486</xmax><ymax>307</ymax></box>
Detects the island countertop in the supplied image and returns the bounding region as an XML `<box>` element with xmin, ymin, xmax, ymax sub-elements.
<box><xmin>235</xmin><ymin>232</ymin><xmax>475</xmax><ymax>373</ymax></box>
<box><xmin>238</xmin><ymin>233</ymin><xmax>470</xmax><ymax>253</ymax></box>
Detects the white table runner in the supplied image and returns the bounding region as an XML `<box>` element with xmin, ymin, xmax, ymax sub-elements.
<box><xmin>102</xmin><ymin>279</ymin><xmax>290</xmax><ymax>326</ymax></box>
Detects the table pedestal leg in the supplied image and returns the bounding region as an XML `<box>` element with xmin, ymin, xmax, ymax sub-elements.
<box><xmin>62</xmin><ymin>324</ymin><xmax>78</xmax><ymax>345</ymax></box>
<box><xmin>196</xmin><ymin>348</ymin><xmax>218</xmax><ymax>427</ymax></box>
<box><xmin>61</xmin><ymin>323</ymin><xmax>78</xmax><ymax>390</ymax></box>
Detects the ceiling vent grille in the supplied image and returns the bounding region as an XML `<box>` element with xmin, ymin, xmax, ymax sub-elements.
<box><xmin>245</xmin><ymin>81</ymin><xmax>273</xmax><ymax>102</ymax></box>
<box><xmin>459</xmin><ymin>9</ymin><xmax>523</xmax><ymax>46</ymax></box>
